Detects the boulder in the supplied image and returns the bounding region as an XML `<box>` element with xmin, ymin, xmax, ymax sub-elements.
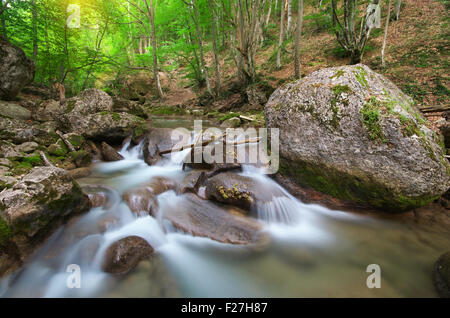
<box><xmin>0</xmin><ymin>167</ymin><xmax>91</xmax><ymax>260</ymax></box>
<box><xmin>220</xmin><ymin>117</ymin><xmax>241</xmax><ymax>128</ymax></box>
<box><xmin>0</xmin><ymin>117</ymin><xmax>57</xmax><ymax>146</ymax></box>
<box><xmin>112</xmin><ymin>97</ymin><xmax>148</xmax><ymax>119</ymax></box>
<box><xmin>100</xmin><ymin>142</ymin><xmax>124</xmax><ymax>162</ymax></box>
<box><xmin>433</xmin><ymin>251</ymin><xmax>450</xmax><ymax>298</ymax></box>
<box><xmin>143</xmin><ymin>128</ymin><xmax>189</xmax><ymax>165</ymax></box>
<box><xmin>123</xmin><ymin>177</ymin><xmax>177</xmax><ymax>214</ymax></box>
<box><xmin>265</xmin><ymin>64</ymin><xmax>450</xmax><ymax>211</ymax></box>
<box><xmin>15</xmin><ymin>142</ymin><xmax>38</xmax><ymax>154</ymax></box>
<box><xmin>205</xmin><ymin>172</ymin><xmax>285</xmax><ymax>212</ymax></box>
<box><xmin>68</xmin><ymin>167</ymin><xmax>92</xmax><ymax>179</ymax></box>
<box><xmin>0</xmin><ymin>101</ymin><xmax>31</xmax><ymax>120</ymax></box>
<box><xmin>82</xmin><ymin>185</ymin><xmax>117</xmax><ymax>209</ymax></box>
<box><xmin>68</xmin><ymin>88</ymin><xmax>113</xmax><ymax>116</ymax></box>
<box><xmin>64</xmin><ymin>112</ymin><xmax>144</xmax><ymax>143</ymax></box>
<box><xmin>102</xmin><ymin>236</ymin><xmax>154</xmax><ymax>275</ymax></box>
<box><xmin>32</xmin><ymin>99</ymin><xmax>61</xmax><ymax>122</ymax></box>
<box><xmin>0</xmin><ymin>37</ymin><xmax>35</xmax><ymax>100</ymax></box>
<box><xmin>156</xmin><ymin>193</ymin><xmax>265</xmax><ymax>245</ymax></box>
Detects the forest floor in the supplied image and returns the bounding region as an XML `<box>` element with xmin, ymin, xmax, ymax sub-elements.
<box><xmin>143</xmin><ymin>0</ymin><xmax>448</xmax><ymax>126</ymax></box>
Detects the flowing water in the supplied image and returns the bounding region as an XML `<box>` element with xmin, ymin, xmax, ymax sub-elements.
<box><xmin>0</xmin><ymin>119</ymin><xmax>449</xmax><ymax>298</ymax></box>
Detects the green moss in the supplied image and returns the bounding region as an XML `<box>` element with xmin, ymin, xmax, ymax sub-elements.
<box><xmin>330</xmin><ymin>70</ymin><xmax>345</xmax><ymax>80</ymax></box>
<box><xmin>22</xmin><ymin>154</ymin><xmax>43</xmax><ymax>167</ymax></box>
<box><xmin>12</xmin><ymin>162</ymin><xmax>33</xmax><ymax>175</ymax></box>
<box><xmin>66</xmin><ymin>100</ymin><xmax>76</xmax><ymax>113</ymax></box>
<box><xmin>219</xmin><ymin>113</ymin><xmax>240</xmax><ymax>122</ymax></box>
<box><xmin>0</xmin><ymin>217</ymin><xmax>12</xmax><ymax>247</ymax></box>
<box><xmin>149</xmin><ymin>106</ymin><xmax>187</xmax><ymax>116</ymax></box>
<box><xmin>68</xmin><ymin>135</ymin><xmax>85</xmax><ymax>149</ymax></box>
<box><xmin>280</xmin><ymin>159</ymin><xmax>439</xmax><ymax>212</ymax></box>
<box><xmin>353</xmin><ymin>66</ymin><xmax>369</xmax><ymax>90</ymax></box>
<box><xmin>111</xmin><ymin>112</ymin><xmax>121</xmax><ymax>121</ymax></box>
<box><xmin>69</xmin><ymin>150</ymin><xmax>91</xmax><ymax>167</ymax></box>
<box><xmin>360</xmin><ymin>97</ymin><xmax>387</xmax><ymax>143</ymax></box>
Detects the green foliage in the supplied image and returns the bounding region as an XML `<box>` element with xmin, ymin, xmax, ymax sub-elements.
<box><xmin>360</xmin><ymin>97</ymin><xmax>386</xmax><ymax>142</ymax></box>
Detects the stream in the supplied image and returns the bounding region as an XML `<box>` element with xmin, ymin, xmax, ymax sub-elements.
<box><xmin>0</xmin><ymin>117</ymin><xmax>449</xmax><ymax>298</ymax></box>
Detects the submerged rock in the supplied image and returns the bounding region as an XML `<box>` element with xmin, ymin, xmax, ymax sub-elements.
<box><xmin>433</xmin><ymin>251</ymin><xmax>450</xmax><ymax>298</ymax></box>
<box><xmin>0</xmin><ymin>36</ymin><xmax>35</xmax><ymax>100</ymax></box>
<box><xmin>0</xmin><ymin>167</ymin><xmax>91</xmax><ymax>267</ymax></box>
<box><xmin>265</xmin><ymin>64</ymin><xmax>450</xmax><ymax>211</ymax></box>
<box><xmin>100</xmin><ymin>142</ymin><xmax>124</xmax><ymax>162</ymax></box>
<box><xmin>156</xmin><ymin>193</ymin><xmax>265</xmax><ymax>245</ymax></box>
<box><xmin>102</xmin><ymin>236</ymin><xmax>154</xmax><ymax>275</ymax></box>
<box><xmin>143</xmin><ymin>128</ymin><xmax>188</xmax><ymax>165</ymax></box>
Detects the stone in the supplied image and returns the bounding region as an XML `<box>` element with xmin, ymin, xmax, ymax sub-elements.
<box><xmin>265</xmin><ymin>64</ymin><xmax>450</xmax><ymax>211</ymax></box>
<box><xmin>220</xmin><ymin>117</ymin><xmax>241</xmax><ymax>128</ymax></box>
<box><xmin>0</xmin><ymin>167</ymin><xmax>91</xmax><ymax>259</ymax></box>
<box><xmin>102</xmin><ymin>236</ymin><xmax>154</xmax><ymax>275</ymax></box>
<box><xmin>143</xmin><ymin>128</ymin><xmax>189</xmax><ymax>166</ymax></box>
<box><xmin>68</xmin><ymin>167</ymin><xmax>92</xmax><ymax>179</ymax></box>
<box><xmin>433</xmin><ymin>251</ymin><xmax>450</xmax><ymax>298</ymax></box>
<box><xmin>0</xmin><ymin>37</ymin><xmax>35</xmax><ymax>100</ymax></box>
<box><xmin>112</xmin><ymin>97</ymin><xmax>148</xmax><ymax>119</ymax></box>
<box><xmin>0</xmin><ymin>101</ymin><xmax>31</xmax><ymax>120</ymax></box>
<box><xmin>69</xmin><ymin>88</ymin><xmax>113</xmax><ymax>116</ymax></box>
<box><xmin>15</xmin><ymin>142</ymin><xmax>38</xmax><ymax>154</ymax></box>
<box><xmin>100</xmin><ymin>142</ymin><xmax>124</xmax><ymax>162</ymax></box>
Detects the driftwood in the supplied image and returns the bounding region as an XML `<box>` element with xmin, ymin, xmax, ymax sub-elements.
<box><xmin>239</xmin><ymin>115</ymin><xmax>255</xmax><ymax>122</ymax></box>
<box><xmin>158</xmin><ymin>134</ymin><xmax>261</xmax><ymax>156</ymax></box>
<box><xmin>56</xmin><ymin>130</ymin><xmax>76</xmax><ymax>152</ymax></box>
<box><xmin>39</xmin><ymin>151</ymin><xmax>55</xmax><ymax>167</ymax></box>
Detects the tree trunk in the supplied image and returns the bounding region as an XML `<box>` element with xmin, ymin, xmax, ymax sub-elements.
<box><xmin>265</xmin><ymin>0</ymin><xmax>273</xmax><ymax>26</ymax></box>
<box><xmin>145</xmin><ymin>0</ymin><xmax>164</xmax><ymax>98</ymax></box>
<box><xmin>209</xmin><ymin>1</ymin><xmax>221</xmax><ymax>97</ymax></box>
<box><xmin>394</xmin><ymin>0</ymin><xmax>401</xmax><ymax>20</ymax></box>
<box><xmin>381</xmin><ymin>0</ymin><xmax>392</xmax><ymax>68</ymax></box>
<box><xmin>192</xmin><ymin>0</ymin><xmax>212</xmax><ymax>96</ymax></box>
<box><xmin>32</xmin><ymin>0</ymin><xmax>38</xmax><ymax>61</ymax></box>
<box><xmin>276</xmin><ymin>0</ymin><xmax>286</xmax><ymax>68</ymax></box>
<box><xmin>294</xmin><ymin>0</ymin><xmax>304</xmax><ymax>80</ymax></box>
<box><xmin>286</xmin><ymin>0</ymin><xmax>293</xmax><ymax>37</ymax></box>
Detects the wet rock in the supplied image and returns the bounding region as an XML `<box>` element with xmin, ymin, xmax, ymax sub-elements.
<box><xmin>0</xmin><ymin>101</ymin><xmax>31</xmax><ymax>120</ymax></box>
<box><xmin>102</xmin><ymin>236</ymin><xmax>154</xmax><ymax>275</ymax></box>
<box><xmin>0</xmin><ymin>167</ymin><xmax>91</xmax><ymax>259</ymax></box>
<box><xmin>266</xmin><ymin>64</ymin><xmax>450</xmax><ymax>211</ymax></box>
<box><xmin>433</xmin><ymin>251</ymin><xmax>450</xmax><ymax>298</ymax></box>
<box><xmin>123</xmin><ymin>177</ymin><xmax>177</xmax><ymax>214</ymax></box>
<box><xmin>143</xmin><ymin>128</ymin><xmax>188</xmax><ymax>165</ymax></box>
<box><xmin>156</xmin><ymin>193</ymin><xmax>265</xmax><ymax>245</ymax></box>
<box><xmin>82</xmin><ymin>185</ymin><xmax>117</xmax><ymax>209</ymax></box>
<box><xmin>68</xmin><ymin>167</ymin><xmax>92</xmax><ymax>179</ymax></box>
<box><xmin>15</xmin><ymin>142</ymin><xmax>38</xmax><ymax>154</ymax></box>
<box><xmin>221</xmin><ymin>117</ymin><xmax>241</xmax><ymax>128</ymax></box>
<box><xmin>205</xmin><ymin>172</ymin><xmax>285</xmax><ymax>212</ymax></box>
<box><xmin>0</xmin><ymin>36</ymin><xmax>35</xmax><ymax>100</ymax></box>
<box><xmin>100</xmin><ymin>142</ymin><xmax>124</xmax><ymax>162</ymax></box>
<box><xmin>178</xmin><ymin>170</ymin><xmax>208</xmax><ymax>194</ymax></box>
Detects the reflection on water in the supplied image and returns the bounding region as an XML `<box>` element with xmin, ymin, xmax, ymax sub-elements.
<box><xmin>0</xmin><ymin>123</ymin><xmax>449</xmax><ymax>298</ymax></box>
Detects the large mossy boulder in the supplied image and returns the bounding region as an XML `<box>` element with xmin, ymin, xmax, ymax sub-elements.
<box><xmin>0</xmin><ymin>36</ymin><xmax>35</xmax><ymax>100</ymax></box>
<box><xmin>0</xmin><ymin>167</ymin><xmax>91</xmax><ymax>265</ymax></box>
<box><xmin>265</xmin><ymin>64</ymin><xmax>450</xmax><ymax>212</ymax></box>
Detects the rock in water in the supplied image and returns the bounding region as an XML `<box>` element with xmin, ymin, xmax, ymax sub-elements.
<box><xmin>0</xmin><ymin>37</ymin><xmax>35</xmax><ymax>100</ymax></box>
<box><xmin>102</xmin><ymin>236</ymin><xmax>154</xmax><ymax>275</ymax></box>
<box><xmin>100</xmin><ymin>142</ymin><xmax>124</xmax><ymax>162</ymax></box>
<box><xmin>265</xmin><ymin>64</ymin><xmax>450</xmax><ymax>211</ymax></box>
<box><xmin>143</xmin><ymin>128</ymin><xmax>188</xmax><ymax>165</ymax></box>
<box><xmin>0</xmin><ymin>167</ymin><xmax>91</xmax><ymax>267</ymax></box>
<box><xmin>433</xmin><ymin>252</ymin><xmax>450</xmax><ymax>298</ymax></box>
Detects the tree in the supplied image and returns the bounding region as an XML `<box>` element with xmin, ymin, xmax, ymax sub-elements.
<box><xmin>394</xmin><ymin>0</ymin><xmax>401</xmax><ymax>21</ymax></box>
<box><xmin>276</xmin><ymin>0</ymin><xmax>285</xmax><ymax>68</ymax></box>
<box><xmin>331</xmin><ymin>0</ymin><xmax>381</xmax><ymax>64</ymax></box>
<box><xmin>31</xmin><ymin>0</ymin><xmax>38</xmax><ymax>61</ymax></box>
<box><xmin>209</xmin><ymin>0</ymin><xmax>221</xmax><ymax>97</ymax></box>
<box><xmin>381</xmin><ymin>0</ymin><xmax>392</xmax><ymax>68</ymax></box>
<box><xmin>294</xmin><ymin>0</ymin><xmax>303</xmax><ymax>80</ymax></box>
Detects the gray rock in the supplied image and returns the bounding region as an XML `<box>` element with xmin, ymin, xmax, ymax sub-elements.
<box><xmin>15</xmin><ymin>142</ymin><xmax>38</xmax><ymax>154</ymax></box>
<box><xmin>100</xmin><ymin>142</ymin><xmax>124</xmax><ymax>162</ymax></box>
<box><xmin>143</xmin><ymin>128</ymin><xmax>188</xmax><ymax>165</ymax></box>
<box><xmin>68</xmin><ymin>88</ymin><xmax>113</xmax><ymax>116</ymax></box>
<box><xmin>221</xmin><ymin>117</ymin><xmax>241</xmax><ymax>128</ymax></box>
<box><xmin>265</xmin><ymin>64</ymin><xmax>450</xmax><ymax>211</ymax></box>
<box><xmin>0</xmin><ymin>37</ymin><xmax>35</xmax><ymax>100</ymax></box>
<box><xmin>0</xmin><ymin>167</ymin><xmax>91</xmax><ymax>258</ymax></box>
<box><xmin>433</xmin><ymin>251</ymin><xmax>450</xmax><ymax>298</ymax></box>
<box><xmin>0</xmin><ymin>101</ymin><xmax>31</xmax><ymax>120</ymax></box>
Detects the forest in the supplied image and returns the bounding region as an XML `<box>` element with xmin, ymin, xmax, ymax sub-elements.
<box><xmin>0</xmin><ymin>0</ymin><xmax>449</xmax><ymax>299</ymax></box>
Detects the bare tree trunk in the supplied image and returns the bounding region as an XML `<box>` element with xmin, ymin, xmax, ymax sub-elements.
<box><xmin>209</xmin><ymin>1</ymin><xmax>221</xmax><ymax>97</ymax></box>
<box><xmin>381</xmin><ymin>0</ymin><xmax>392</xmax><ymax>68</ymax></box>
<box><xmin>192</xmin><ymin>0</ymin><xmax>212</xmax><ymax>96</ymax></box>
<box><xmin>32</xmin><ymin>0</ymin><xmax>38</xmax><ymax>61</ymax></box>
<box><xmin>276</xmin><ymin>0</ymin><xmax>286</xmax><ymax>68</ymax></box>
<box><xmin>294</xmin><ymin>0</ymin><xmax>304</xmax><ymax>80</ymax></box>
<box><xmin>265</xmin><ymin>0</ymin><xmax>273</xmax><ymax>26</ymax></box>
<box><xmin>144</xmin><ymin>0</ymin><xmax>164</xmax><ymax>98</ymax></box>
<box><xmin>286</xmin><ymin>0</ymin><xmax>293</xmax><ymax>37</ymax></box>
<box><xmin>394</xmin><ymin>0</ymin><xmax>401</xmax><ymax>20</ymax></box>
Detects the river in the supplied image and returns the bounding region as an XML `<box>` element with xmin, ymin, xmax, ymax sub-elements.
<box><xmin>0</xmin><ymin>117</ymin><xmax>448</xmax><ymax>298</ymax></box>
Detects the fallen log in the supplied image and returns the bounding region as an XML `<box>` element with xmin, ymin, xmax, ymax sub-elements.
<box><xmin>56</xmin><ymin>130</ymin><xmax>76</xmax><ymax>152</ymax></box>
<box><xmin>39</xmin><ymin>151</ymin><xmax>55</xmax><ymax>167</ymax></box>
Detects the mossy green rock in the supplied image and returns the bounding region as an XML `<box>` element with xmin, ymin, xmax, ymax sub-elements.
<box><xmin>265</xmin><ymin>64</ymin><xmax>450</xmax><ymax>212</ymax></box>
